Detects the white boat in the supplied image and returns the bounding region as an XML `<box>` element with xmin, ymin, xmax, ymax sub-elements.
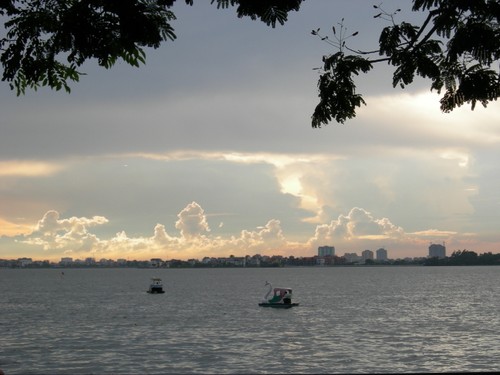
<box><xmin>147</xmin><ymin>277</ymin><xmax>165</xmax><ymax>294</ymax></box>
<box><xmin>258</xmin><ymin>281</ymin><xmax>299</xmax><ymax>308</ymax></box>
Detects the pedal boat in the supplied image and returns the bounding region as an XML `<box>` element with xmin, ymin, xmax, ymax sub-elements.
<box><xmin>258</xmin><ymin>282</ymin><xmax>299</xmax><ymax>308</ymax></box>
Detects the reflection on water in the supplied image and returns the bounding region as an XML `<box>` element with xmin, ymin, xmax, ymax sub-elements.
<box><xmin>1</xmin><ymin>266</ymin><xmax>499</xmax><ymax>374</ymax></box>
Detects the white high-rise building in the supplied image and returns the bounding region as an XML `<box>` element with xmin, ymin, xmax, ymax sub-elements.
<box><xmin>318</xmin><ymin>246</ymin><xmax>335</xmax><ymax>257</ymax></box>
<box><xmin>361</xmin><ymin>249</ymin><xmax>374</xmax><ymax>261</ymax></box>
<box><xmin>376</xmin><ymin>248</ymin><xmax>388</xmax><ymax>261</ymax></box>
<box><xmin>343</xmin><ymin>253</ymin><xmax>361</xmax><ymax>263</ymax></box>
<box><xmin>429</xmin><ymin>243</ymin><xmax>446</xmax><ymax>258</ymax></box>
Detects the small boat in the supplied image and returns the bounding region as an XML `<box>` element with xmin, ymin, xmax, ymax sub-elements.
<box><xmin>258</xmin><ymin>281</ymin><xmax>299</xmax><ymax>308</ymax></box>
<box><xmin>147</xmin><ymin>277</ymin><xmax>165</xmax><ymax>294</ymax></box>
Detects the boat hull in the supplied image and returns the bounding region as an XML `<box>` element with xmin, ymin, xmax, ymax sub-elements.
<box><xmin>258</xmin><ymin>302</ymin><xmax>299</xmax><ymax>308</ymax></box>
<box><xmin>147</xmin><ymin>290</ymin><xmax>165</xmax><ymax>294</ymax></box>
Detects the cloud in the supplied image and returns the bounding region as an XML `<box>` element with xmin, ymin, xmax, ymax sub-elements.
<box><xmin>0</xmin><ymin>161</ymin><xmax>63</xmax><ymax>177</ymax></box>
<box><xmin>0</xmin><ymin>217</ymin><xmax>34</xmax><ymax>237</ymax></box>
<box><xmin>12</xmin><ymin>203</ymin><xmax>289</xmax><ymax>260</ymax></box>
<box><xmin>114</xmin><ymin>115</ymin><xmax>493</xmax><ymax>236</ymax></box>
<box><xmin>355</xmin><ymin>92</ymin><xmax>500</xmax><ymax>153</ymax></box>
<box><xmin>34</xmin><ymin>210</ymin><xmax>108</xmax><ymax>235</ymax></box>
<box><xmin>175</xmin><ymin>201</ymin><xmax>211</xmax><ymax>238</ymax></box>
<box><xmin>308</xmin><ymin>207</ymin><xmax>405</xmax><ymax>245</ymax></box>
<box><xmin>5</xmin><ymin>199</ymin><xmax>497</xmax><ymax>261</ymax></box>
<box><xmin>410</xmin><ymin>229</ymin><xmax>458</xmax><ymax>237</ymax></box>
<box><xmin>152</xmin><ymin>223</ymin><xmax>177</xmax><ymax>246</ymax></box>
<box><xmin>125</xmin><ymin>150</ymin><xmax>338</xmax><ymax>225</ymax></box>
<box><xmin>1</xmin><ymin>142</ymin><xmax>493</xmax><ymax>260</ymax></box>
<box><xmin>21</xmin><ymin>210</ymin><xmax>108</xmax><ymax>252</ymax></box>
<box><xmin>232</xmin><ymin>219</ymin><xmax>287</xmax><ymax>250</ymax></box>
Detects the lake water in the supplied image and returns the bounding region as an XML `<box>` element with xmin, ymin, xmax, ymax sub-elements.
<box><xmin>1</xmin><ymin>266</ymin><xmax>499</xmax><ymax>374</ymax></box>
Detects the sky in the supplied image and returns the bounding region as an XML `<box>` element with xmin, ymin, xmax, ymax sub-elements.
<box><xmin>1</xmin><ymin>0</ymin><xmax>500</xmax><ymax>262</ymax></box>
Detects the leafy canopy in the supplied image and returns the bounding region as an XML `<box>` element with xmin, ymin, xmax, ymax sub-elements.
<box><xmin>1</xmin><ymin>0</ymin><xmax>499</xmax><ymax>127</ymax></box>
<box><xmin>312</xmin><ymin>0</ymin><xmax>500</xmax><ymax>126</ymax></box>
<box><xmin>0</xmin><ymin>0</ymin><xmax>302</xmax><ymax>94</ymax></box>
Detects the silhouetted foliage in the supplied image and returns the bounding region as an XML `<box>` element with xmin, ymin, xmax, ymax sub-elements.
<box><xmin>448</xmin><ymin>249</ymin><xmax>479</xmax><ymax>265</ymax></box>
<box><xmin>1</xmin><ymin>0</ymin><xmax>499</xmax><ymax>127</ymax></box>
<box><xmin>0</xmin><ymin>0</ymin><xmax>303</xmax><ymax>94</ymax></box>
<box><xmin>312</xmin><ymin>0</ymin><xmax>500</xmax><ymax>126</ymax></box>
<box><xmin>477</xmin><ymin>251</ymin><xmax>500</xmax><ymax>265</ymax></box>
<box><xmin>423</xmin><ymin>256</ymin><xmax>442</xmax><ymax>266</ymax></box>
<box><xmin>423</xmin><ymin>250</ymin><xmax>500</xmax><ymax>266</ymax></box>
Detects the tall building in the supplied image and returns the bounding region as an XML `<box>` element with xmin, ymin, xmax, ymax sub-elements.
<box><xmin>17</xmin><ymin>257</ymin><xmax>33</xmax><ymax>267</ymax></box>
<box><xmin>343</xmin><ymin>252</ymin><xmax>361</xmax><ymax>263</ymax></box>
<box><xmin>361</xmin><ymin>249</ymin><xmax>374</xmax><ymax>261</ymax></box>
<box><xmin>85</xmin><ymin>257</ymin><xmax>96</xmax><ymax>265</ymax></box>
<box><xmin>376</xmin><ymin>248</ymin><xmax>388</xmax><ymax>261</ymax></box>
<box><xmin>318</xmin><ymin>246</ymin><xmax>335</xmax><ymax>257</ymax></box>
<box><xmin>60</xmin><ymin>257</ymin><xmax>73</xmax><ymax>266</ymax></box>
<box><xmin>429</xmin><ymin>243</ymin><xmax>446</xmax><ymax>258</ymax></box>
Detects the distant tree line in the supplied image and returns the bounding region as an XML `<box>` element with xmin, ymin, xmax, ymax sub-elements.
<box><xmin>3</xmin><ymin>250</ymin><xmax>500</xmax><ymax>268</ymax></box>
<box><xmin>423</xmin><ymin>250</ymin><xmax>500</xmax><ymax>266</ymax></box>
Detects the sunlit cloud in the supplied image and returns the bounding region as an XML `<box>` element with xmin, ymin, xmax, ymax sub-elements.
<box><xmin>121</xmin><ymin>150</ymin><xmax>338</xmax><ymax>223</ymax></box>
<box><xmin>410</xmin><ymin>229</ymin><xmax>458</xmax><ymax>237</ymax></box>
<box><xmin>7</xmin><ymin>200</ymin><xmax>499</xmax><ymax>262</ymax></box>
<box><xmin>124</xmin><ymin>150</ymin><xmax>337</xmax><ymax>167</ymax></box>
<box><xmin>0</xmin><ymin>217</ymin><xmax>34</xmax><ymax>236</ymax></box>
<box><xmin>13</xmin><ymin>203</ymin><xmax>288</xmax><ymax>260</ymax></box>
<box><xmin>308</xmin><ymin>207</ymin><xmax>405</xmax><ymax>246</ymax></box>
<box><xmin>0</xmin><ymin>161</ymin><xmax>63</xmax><ymax>177</ymax></box>
<box><xmin>21</xmin><ymin>210</ymin><xmax>108</xmax><ymax>251</ymax></box>
<box><xmin>440</xmin><ymin>149</ymin><xmax>470</xmax><ymax>168</ymax></box>
<box><xmin>109</xmin><ymin>145</ymin><xmax>482</xmax><ymax>232</ymax></box>
<box><xmin>351</xmin><ymin>91</ymin><xmax>500</xmax><ymax>161</ymax></box>
<box><xmin>175</xmin><ymin>202</ymin><xmax>211</xmax><ymax>238</ymax></box>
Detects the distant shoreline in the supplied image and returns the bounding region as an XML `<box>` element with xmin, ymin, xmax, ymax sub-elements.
<box><xmin>2</xmin><ymin>263</ymin><xmax>499</xmax><ymax>270</ymax></box>
<box><xmin>2</xmin><ymin>249</ymin><xmax>500</xmax><ymax>268</ymax></box>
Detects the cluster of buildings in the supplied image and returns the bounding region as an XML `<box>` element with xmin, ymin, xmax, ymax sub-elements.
<box><xmin>316</xmin><ymin>243</ymin><xmax>446</xmax><ymax>263</ymax></box>
<box><xmin>0</xmin><ymin>242</ymin><xmax>448</xmax><ymax>269</ymax></box>
<box><xmin>317</xmin><ymin>245</ymin><xmax>389</xmax><ymax>265</ymax></box>
<box><xmin>0</xmin><ymin>243</ymin><xmax>447</xmax><ymax>268</ymax></box>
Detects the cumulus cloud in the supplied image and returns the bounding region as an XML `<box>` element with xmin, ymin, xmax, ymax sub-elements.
<box><xmin>231</xmin><ymin>219</ymin><xmax>287</xmax><ymax>250</ymax></box>
<box><xmin>8</xmin><ymin>202</ymin><xmax>490</xmax><ymax>261</ymax></box>
<box><xmin>14</xmin><ymin>203</ymin><xmax>289</xmax><ymax>260</ymax></box>
<box><xmin>117</xmin><ymin>148</ymin><xmax>482</xmax><ymax>237</ymax></box>
<box><xmin>34</xmin><ymin>210</ymin><xmax>108</xmax><ymax>236</ymax></box>
<box><xmin>21</xmin><ymin>210</ymin><xmax>108</xmax><ymax>251</ymax></box>
<box><xmin>309</xmin><ymin>207</ymin><xmax>405</xmax><ymax>248</ymax></box>
<box><xmin>152</xmin><ymin>223</ymin><xmax>176</xmax><ymax>245</ymax></box>
<box><xmin>175</xmin><ymin>201</ymin><xmax>211</xmax><ymax>238</ymax></box>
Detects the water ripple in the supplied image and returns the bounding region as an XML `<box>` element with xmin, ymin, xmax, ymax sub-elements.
<box><xmin>1</xmin><ymin>267</ymin><xmax>499</xmax><ymax>374</ymax></box>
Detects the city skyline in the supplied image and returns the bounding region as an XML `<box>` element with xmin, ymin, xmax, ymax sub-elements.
<box><xmin>1</xmin><ymin>1</ymin><xmax>500</xmax><ymax>262</ymax></box>
<box><xmin>7</xmin><ymin>245</ymin><xmax>500</xmax><ymax>268</ymax></box>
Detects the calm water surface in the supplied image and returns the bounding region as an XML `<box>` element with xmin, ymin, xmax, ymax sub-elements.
<box><xmin>1</xmin><ymin>266</ymin><xmax>499</xmax><ymax>374</ymax></box>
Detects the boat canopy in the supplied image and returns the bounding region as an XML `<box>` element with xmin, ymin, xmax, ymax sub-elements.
<box><xmin>268</xmin><ymin>287</ymin><xmax>292</xmax><ymax>303</ymax></box>
<box><xmin>273</xmin><ymin>287</ymin><xmax>292</xmax><ymax>294</ymax></box>
<box><xmin>150</xmin><ymin>278</ymin><xmax>163</xmax><ymax>285</ymax></box>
